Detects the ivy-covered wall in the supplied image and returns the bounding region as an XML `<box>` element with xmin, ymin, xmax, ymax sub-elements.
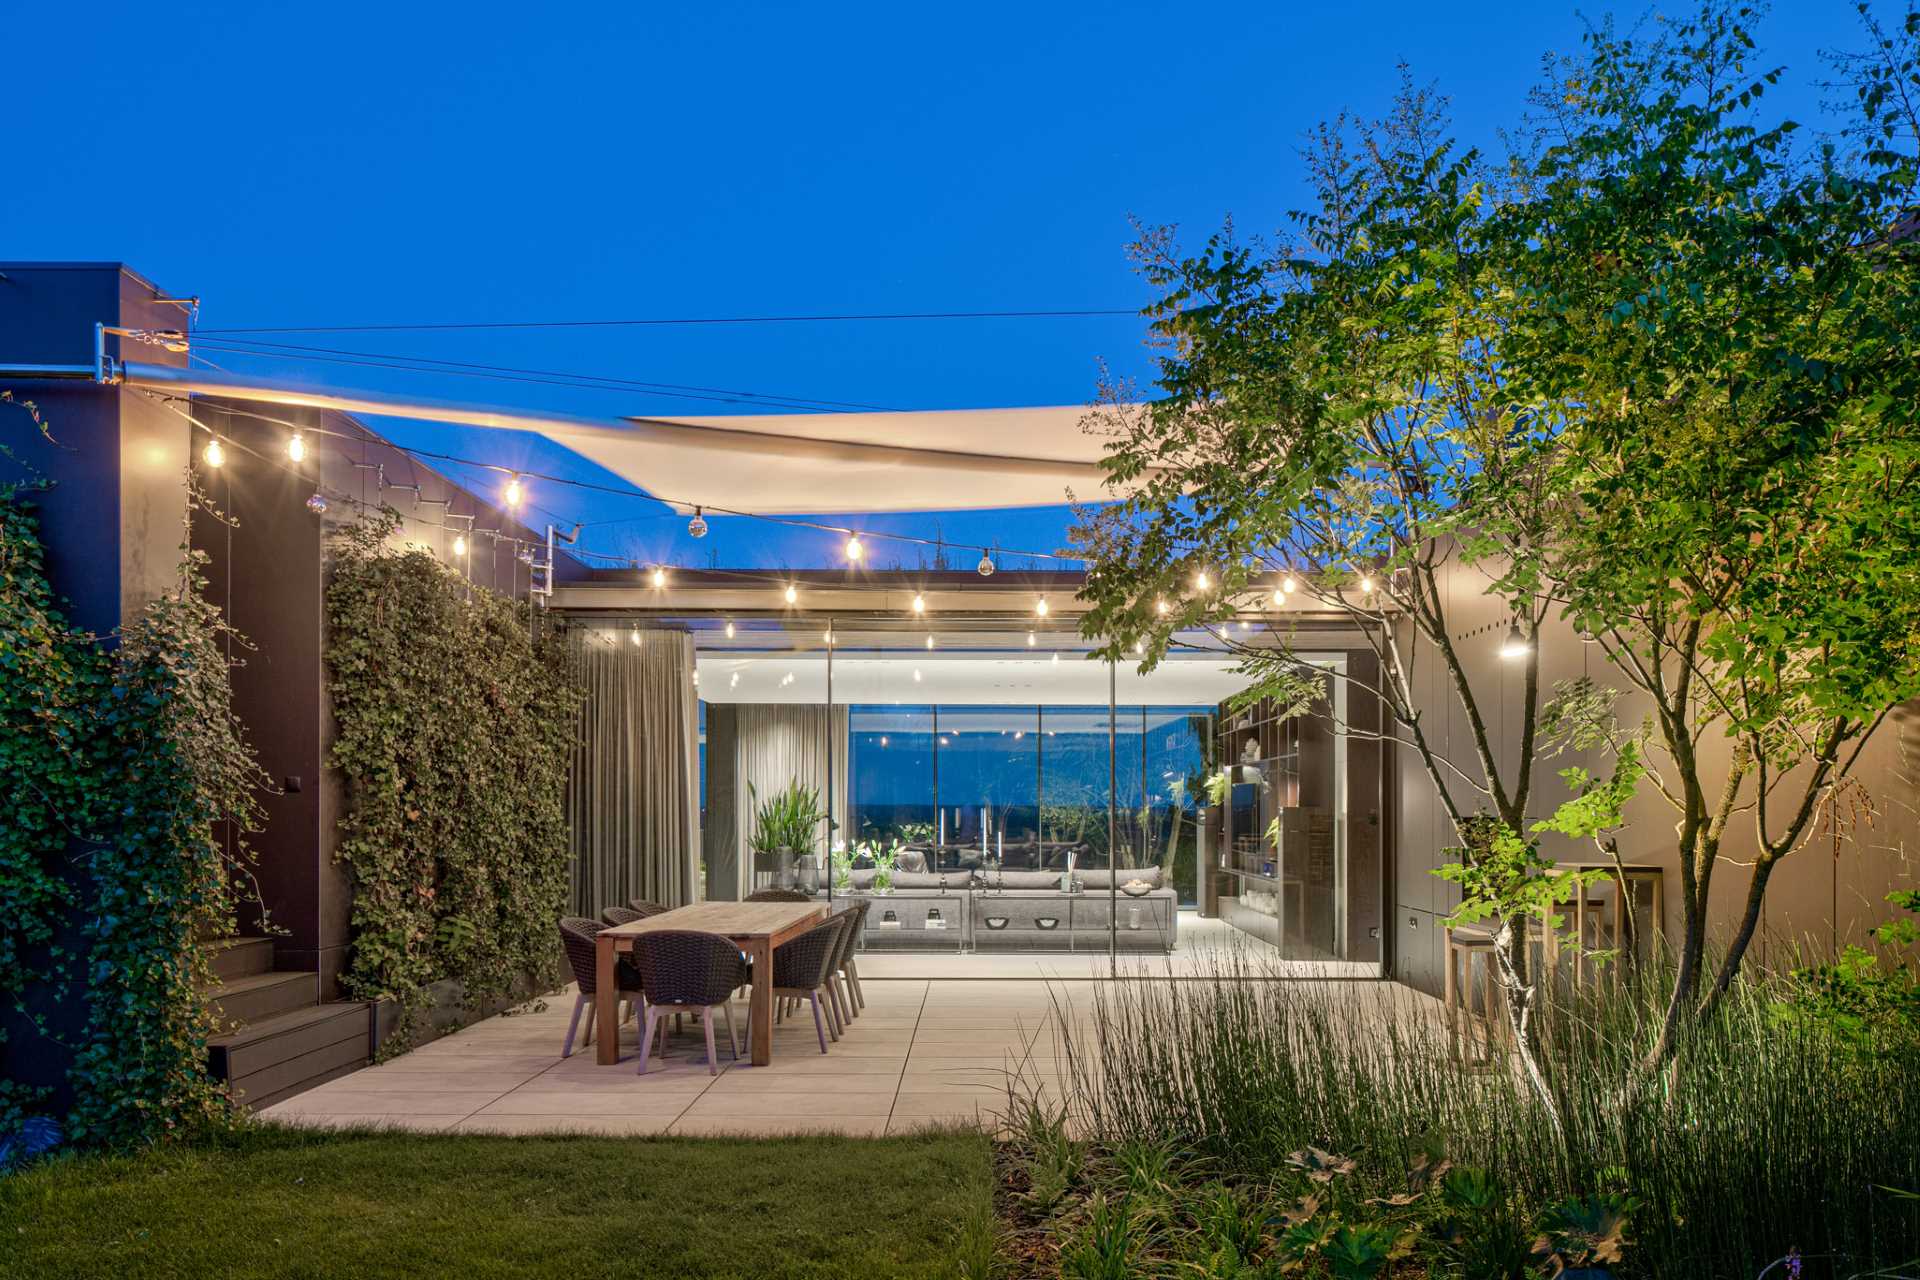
<box><xmin>1</xmin><ymin>469</ymin><xmax>269</xmax><ymax>1154</ymax></box>
<box><xmin>325</xmin><ymin>513</ymin><xmax>578</xmax><ymax>1050</ymax></box>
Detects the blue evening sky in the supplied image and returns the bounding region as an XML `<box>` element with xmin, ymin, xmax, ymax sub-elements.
<box><xmin>5</xmin><ymin>1</ymin><xmax>1852</xmax><ymax>569</ymax></box>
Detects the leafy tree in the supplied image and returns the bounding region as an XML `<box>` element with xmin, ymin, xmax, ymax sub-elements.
<box><xmin>1503</xmin><ymin>2</ymin><xmax>1920</xmax><ymax>1055</ymax></box>
<box><xmin>1073</xmin><ymin>74</ymin><xmax>1592</xmax><ymax>1121</ymax></box>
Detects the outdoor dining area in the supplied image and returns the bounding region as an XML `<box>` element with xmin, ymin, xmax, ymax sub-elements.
<box><xmin>560</xmin><ymin>893</ymin><xmax>871</xmax><ymax>1074</ymax></box>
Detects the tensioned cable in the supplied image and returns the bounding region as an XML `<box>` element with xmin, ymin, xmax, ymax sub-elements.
<box><xmin>195</xmin><ymin>307</ymin><xmax>1142</xmax><ymax>336</ymax></box>
<box><xmin>186</xmin><ymin>338</ymin><xmax>902</xmax><ymax>414</ymax></box>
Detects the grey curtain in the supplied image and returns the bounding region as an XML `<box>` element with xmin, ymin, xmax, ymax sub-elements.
<box><xmin>566</xmin><ymin>628</ymin><xmax>702</xmax><ymax>913</ymax></box>
<box><xmin>708</xmin><ymin>703</ymin><xmax>848</xmax><ymax>899</ymax></box>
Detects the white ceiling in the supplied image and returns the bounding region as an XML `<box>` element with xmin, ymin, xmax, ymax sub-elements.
<box><xmin>695</xmin><ymin>652</ymin><xmax>1253</xmax><ymax>707</ymax></box>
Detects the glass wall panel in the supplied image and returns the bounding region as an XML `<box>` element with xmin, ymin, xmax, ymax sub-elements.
<box><xmin>1038</xmin><ymin>706</ymin><xmax>1115</xmax><ymax>869</ymax></box>
<box><xmin>932</xmin><ymin>705</ymin><xmax>1039</xmax><ymax>867</ymax></box>
<box><xmin>847</xmin><ymin>705</ymin><xmax>934</xmax><ymax>847</ymax></box>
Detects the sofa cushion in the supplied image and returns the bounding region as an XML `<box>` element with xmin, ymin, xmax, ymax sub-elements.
<box><xmin>1077</xmin><ymin>867</ymin><xmax>1164</xmax><ymax>890</ymax></box>
<box><xmin>977</xmin><ymin>869</ymin><xmax>1061</xmax><ymax>890</ymax></box>
<box><xmin>893</xmin><ymin>848</ymin><xmax>930</xmax><ymax>874</ymax></box>
<box><xmin>847</xmin><ymin>868</ymin><xmax>878</xmax><ymax>889</ymax></box>
<box><xmin>892</xmin><ymin>869</ymin><xmax>974</xmax><ymax>889</ymax></box>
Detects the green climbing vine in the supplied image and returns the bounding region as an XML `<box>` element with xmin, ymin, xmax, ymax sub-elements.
<box><xmin>326</xmin><ymin>511</ymin><xmax>577</xmax><ymax>1050</ymax></box>
<box><xmin>1</xmin><ymin>416</ymin><xmax>273</xmax><ymax>1154</ymax></box>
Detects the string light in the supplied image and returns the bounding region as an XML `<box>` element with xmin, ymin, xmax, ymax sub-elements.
<box><xmin>651</xmin><ymin>566</ymin><xmax>667</xmax><ymax>588</ymax></box>
<box><xmin>1194</xmin><ymin>569</ymin><xmax>1211</xmax><ymax>591</ymax></box>
<box><xmin>305</xmin><ymin>492</ymin><xmax>328</xmax><ymax>515</ymax></box>
<box><xmin>1272</xmin><ymin>588</ymin><xmax>1286</xmax><ymax>606</ymax></box>
<box><xmin>925</xmin><ymin>635</ymin><xmax>935</xmax><ymax>650</ymax></box>
<box><xmin>1035</xmin><ymin>598</ymin><xmax>1049</xmax><ymax>618</ymax></box>
<box><xmin>730</xmin><ymin>671</ymin><xmax>740</xmax><ymax>688</ymax></box>
<box><xmin>1133</xmin><ymin>639</ymin><xmax>1145</xmax><ymax>654</ymax></box>
<box><xmin>823</xmin><ymin>629</ymin><xmax>835</xmax><ymax>645</ymax></box>
<box><xmin>845</xmin><ymin>534</ymin><xmax>864</xmax><ymax>561</ymax></box>
<box><xmin>687</xmin><ymin>506</ymin><xmax>707</xmax><ymax>538</ymax></box>
<box><xmin>630</xmin><ymin>628</ymin><xmax>642</xmax><ymax>647</ymax></box>
<box><xmin>287</xmin><ymin>431</ymin><xmax>305</xmax><ymax>462</ymax></box>
<box><xmin>1359</xmin><ymin>574</ymin><xmax>1375</xmax><ymax>594</ymax></box>
<box><xmin>724</xmin><ymin>620</ymin><xmax>736</xmax><ymax>639</ymax></box>
<box><xmin>976</xmin><ymin>551</ymin><xmax>996</xmax><ymax>577</ymax></box>
<box><xmin>1282</xmin><ymin>573</ymin><xmax>1298</xmax><ymax>594</ymax></box>
<box><xmin>912</xmin><ymin>669</ymin><xmax>922</xmax><ymax>682</ymax></box>
<box><xmin>784</xmin><ymin>584</ymin><xmax>798</xmax><ymax>604</ymax></box>
<box><xmin>203</xmin><ymin>438</ymin><xmax>226</xmax><ymax>468</ymax></box>
<box><xmin>1027</xmin><ymin>631</ymin><xmax>1037</xmax><ymax>647</ymax></box>
<box><xmin>1051</xmin><ymin>652</ymin><xmax>1060</xmax><ymax>664</ymax></box>
<box><xmin>1156</xmin><ymin>599</ymin><xmax>1169</xmax><ymax>615</ymax></box>
<box><xmin>503</xmin><ymin>474</ymin><xmax>524</xmax><ymax>508</ymax></box>
<box><xmin>453</xmin><ymin>534</ymin><xmax>467</xmax><ymax>556</ymax></box>
<box><xmin>911</xmin><ymin>593</ymin><xmax>925</xmax><ymax>614</ymax></box>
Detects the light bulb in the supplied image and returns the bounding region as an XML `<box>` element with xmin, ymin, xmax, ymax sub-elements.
<box><xmin>651</xmin><ymin>567</ymin><xmax>667</xmax><ymax>588</ymax></box>
<box><xmin>1027</xmin><ymin>631</ymin><xmax>1037</xmax><ymax>647</ymax></box>
<box><xmin>503</xmin><ymin>475</ymin><xmax>523</xmax><ymax>507</ymax></box>
<box><xmin>1272</xmin><ymin>588</ymin><xmax>1286</xmax><ymax>606</ymax></box>
<box><xmin>911</xmin><ymin>593</ymin><xmax>925</xmax><ymax>614</ymax></box>
<box><xmin>1194</xmin><ymin>569</ymin><xmax>1211</xmax><ymax>591</ymax></box>
<box><xmin>1051</xmin><ymin>652</ymin><xmax>1060</xmax><ymax>664</ymax></box>
<box><xmin>1134</xmin><ymin>639</ymin><xmax>1145</xmax><ymax>654</ymax></box>
<box><xmin>784</xmin><ymin>584</ymin><xmax>798</xmax><ymax>604</ymax></box>
<box><xmin>1238</xmin><ymin>619</ymin><xmax>1249</xmax><ymax>631</ymax></box>
<box><xmin>1282</xmin><ymin>574</ymin><xmax>1298</xmax><ymax>594</ymax></box>
<box><xmin>203</xmin><ymin>438</ymin><xmax>225</xmax><ymax>468</ymax></box>
<box><xmin>1035</xmin><ymin>598</ymin><xmax>1049</xmax><ymax>617</ymax></box>
<box><xmin>1156</xmin><ymin>599</ymin><xmax>1169</xmax><ymax>616</ymax></box>
<box><xmin>730</xmin><ymin>671</ymin><xmax>740</xmax><ymax>688</ymax></box>
<box><xmin>453</xmin><ymin>534</ymin><xmax>467</xmax><ymax>556</ymax></box>
<box><xmin>845</xmin><ymin>534</ymin><xmax>863</xmax><ymax>561</ymax></box>
<box><xmin>925</xmin><ymin>635</ymin><xmax>935</xmax><ymax>650</ymax></box>
<box><xmin>976</xmin><ymin>551</ymin><xmax>995</xmax><ymax>577</ymax></box>
<box><xmin>304</xmin><ymin>491</ymin><xmax>328</xmax><ymax>515</ymax></box>
<box><xmin>724</xmin><ymin>620</ymin><xmax>735</xmax><ymax>639</ymax></box>
<box><xmin>287</xmin><ymin>431</ymin><xmax>305</xmax><ymax>462</ymax></box>
<box><xmin>913</xmin><ymin>669</ymin><xmax>922</xmax><ymax>682</ymax></box>
<box><xmin>1499</xmin><ymin>619</ymin><xmax>1533</xmax><ymax>661</ymax></box>
<box><xmin>1359</xmin><ymin>574</ymin><xmax>1375</xmax><ymax>594</ymax></box>
<box><xmin>630</xmin><ymin>629</ymin><xmax>642</xmax><ymax>647</ymax></box>
<box><xmin>687</xmin><ymin>507</ymin><xmax>707</xmax><ymax>538</ymax></box>
<box><xmin>823</xmin><ymin>629</ymin><xmax>834</xmax><ymax>644</ymax></box>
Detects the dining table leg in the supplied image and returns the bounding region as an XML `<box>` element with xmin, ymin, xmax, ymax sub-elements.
<box><xmin>747</xmin><ymin>936</ymin><xmax>775</xmax><ymax>1066</ymax></box>
<box><xmin>594</xmin><ymin>933</ymin><xmax>620</xmax><ymax>1066</ymax></box>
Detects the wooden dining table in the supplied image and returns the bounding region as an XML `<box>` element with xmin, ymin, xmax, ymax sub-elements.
<box><xmin>594</xmin><ymin>900</ymin><xmax>826</xmax><ymax>1067</ymax></box>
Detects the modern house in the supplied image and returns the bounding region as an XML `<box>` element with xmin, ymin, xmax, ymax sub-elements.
<box><xmin>5</xmin><ymin>261</ymin><xmax>1913</xmax><ymax>1111</ymax></box>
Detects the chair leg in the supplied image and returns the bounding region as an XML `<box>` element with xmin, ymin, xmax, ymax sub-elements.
<box><xmin>636</xmin><ymin>1006</ymin><xmax>659</xmax><ymax>1075</ymax></box>
<box><xmin>722</xmin><ymin>1000</ymin><xmax>741</xmax><ymax>1059</ymax></box>
<box><xmin>837</xmin><ymin>971</ymin><xmax>857</xmax><ymax>1020</ymax></box>
<box><xmin>702</xmin><ymin>1006</ymin><xmax>721</xmax><ymax>1076</ymax></box>
<box><xmin>822</xmin><ymin>985</ymin><xmax>842</xmax><ymax>1040</ymax></box>
<box><xmin>845</xmin><ymin>957</ymin><xmax>866</xmax><ymax>1009</ymax></box>
<box><xmin>808</xmin><ymin>992</ymin><xmax>830</xmax><ymax>1054</ymax></box>
<box><xmin>830</xmin><ymin>974</ymin><xmax>851</xmax><ymax>1028</ymax></box>
<box><xmin>582</xmin><ymin>995</ymin><xmax>597</xmax><ymax>1049</ymax></box>
<box><xmin>562</xmin><ymin>992</ymin><xmax>588</xmax><ymax>1058</ymax></box>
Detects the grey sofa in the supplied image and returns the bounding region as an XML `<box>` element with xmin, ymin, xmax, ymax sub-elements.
<box><xmin>818</xmin><ymin>866</ymin><xmax>1178</xmax><ymax>953</ymax></box>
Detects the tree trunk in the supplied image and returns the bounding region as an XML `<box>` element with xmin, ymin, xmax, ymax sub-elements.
<box><xmin>1698</xmin><ymin>851</ymin><xmax>1780</xmax><ymax>1021</ymax></box>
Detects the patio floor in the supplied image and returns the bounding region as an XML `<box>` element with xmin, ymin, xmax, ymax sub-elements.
<box><xmin>258</xmin><ymin>969</ymin><xmax>1433</xmax><ymax>1139</ymax></box>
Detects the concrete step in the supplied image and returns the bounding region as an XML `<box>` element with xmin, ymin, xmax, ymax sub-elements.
<box><xmin>209</xmin><ymin>1002</ymin><xmax>372</xmax><ymax>1109</ymax></box>
<box><xmin>206</xmin><ymin>936</ymin><xmax>277</xmax><ymax>982</ymax></box>
<box><xmin>205</xmin><ymin>970</ymin><xmax>318</xmax><ymax>1027</ymax></box>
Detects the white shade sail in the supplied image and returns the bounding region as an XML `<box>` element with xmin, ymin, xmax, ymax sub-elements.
<box><xmin>122</xmin><ymin>363</ymin><xmax>1134</xmax><ymax>514</ymax></box>
<box><xmin>568</xmin><ymin>405</ymin><xmax>1131</xmax><ymax>514</ymax></box>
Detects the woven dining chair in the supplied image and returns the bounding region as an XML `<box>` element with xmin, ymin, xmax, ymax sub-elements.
<box><xmin>763</xmin><ymin>914</ymin><xmax>850</xmax><ymax>1054</ymax></box>
<box><xmin>627</xmin><ymin>899</ymin><xmax>672</xmax><ymax>917</ymax></box>
<box><xmin>556</xmin><ymin>917</ymin><xmax>647</xmax><ymax>1058</ymax></box>
<box><xmin>830</xmin><ymin>899</ymin><xmax>869</xmax><ymax>1021</ymax></box>
<box><xmin>629</xmin><ymin>930</ymin><xmax>750</xmax><ymax>1076</ymax></box>
<box><xmin>601</xmin><ymin>905</ymin><xmax>645</xmax><ymax>927</ymax></box>
<box><xmin>745</xmin><ymin>888</ymin><xmax>813</xmax><ymax>903</ymax></box>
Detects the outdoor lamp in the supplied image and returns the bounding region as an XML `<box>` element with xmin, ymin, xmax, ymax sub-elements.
<box><xmin>1499</xmin><ymin>618</ymin><xmax>1533</xmax><ymax>661</ymax></box>
<box><xmin>287</xmin><ymin>431</ymin><xmax>305</xmax><ymax>462</ymax></box>
<box><xmin>687</xmin><ymin>506</ymin><xmax>707</xmax><ymax>538</ymax></box>
<box><xmin>203</xmin><ymin>437</ymin><xmax>226</xmax><ymax>468</ymax></box>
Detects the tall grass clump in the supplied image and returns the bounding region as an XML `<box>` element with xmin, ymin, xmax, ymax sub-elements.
<box><xmin>1043</xmin><ymin>943</ymin><xmax>1920</xmax><ymax>1279</ymax></box>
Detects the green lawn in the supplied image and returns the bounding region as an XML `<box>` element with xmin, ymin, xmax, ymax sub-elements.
<box><xmin>0</xmin><ymin>1125</ymin><xmax>996</xmax><ymax>1279</ymax></box>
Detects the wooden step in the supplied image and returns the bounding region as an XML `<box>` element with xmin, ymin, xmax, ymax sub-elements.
<box><xmin>209</xmin><ymin>1002</ymin><xmax>371</xmax><ymax>1106</ymax></box>
<box><xmin>205</xmin><ymin>970</ymin><xmax>318</xmax><ymax>1027</ymax></box>
<box><xmin>206</xmin><ymin>936</ymin><xmax>277</xmax><ymax>982</ymax></box>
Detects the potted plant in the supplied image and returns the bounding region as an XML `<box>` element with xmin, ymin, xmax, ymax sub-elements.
<box><xmin>869</xmin><ymin>841</ymin><xmax>899</xmax><ymax>894</ymax></box>
<box><xmin>748</xmin><ymin>780</ymin><xmax>826</xmax><ymax>888</ymax></box>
